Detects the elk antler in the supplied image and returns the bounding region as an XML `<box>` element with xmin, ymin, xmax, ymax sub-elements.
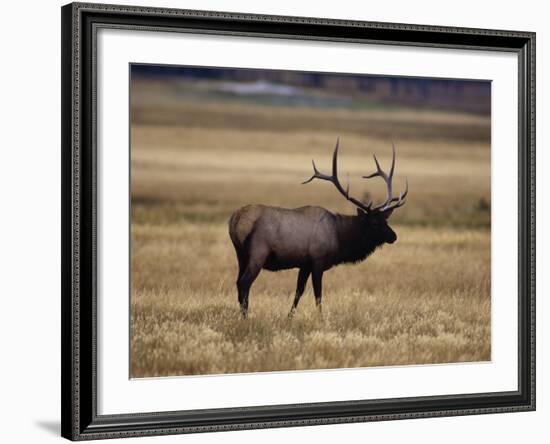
<box><xmin>302</xmin><ymin>138</ymin><xmax>373</xmax><ymax>213</ymax></box>
<box><xmin>303</xmin><ymin>139</ymin><xmax>408</xmax><ymax>214</ymax></box>
<box><xmin>362</xmin><ymin>142</ymin><xmax>408</xmax><ymax>212</ymax></box>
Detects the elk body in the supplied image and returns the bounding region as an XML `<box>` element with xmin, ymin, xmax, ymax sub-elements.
<box><xmin>228</xmin><ymin>139</ymin><xmax>408</xmax><ymax>318</ymax></box>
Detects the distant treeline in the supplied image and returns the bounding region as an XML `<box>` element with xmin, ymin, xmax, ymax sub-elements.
<box><xmin>132</xmin><ymin>64</ymin><xmax>491</xmax><ymax>115</ymax></box>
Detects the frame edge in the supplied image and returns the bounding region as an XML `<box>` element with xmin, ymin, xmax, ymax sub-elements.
<box><xmin>61</xmin><ymin>2</ymin><xmax>76</xmax><ymax>440</ymax></box>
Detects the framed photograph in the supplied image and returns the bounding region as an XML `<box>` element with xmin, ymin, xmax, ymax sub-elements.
<box><xmin>61</xmin><ymin>2</ymin><xmax>535</xmax><ymax>440</ymax></box>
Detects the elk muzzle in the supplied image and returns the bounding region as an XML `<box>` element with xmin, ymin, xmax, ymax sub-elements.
<box><xmin>386</xmin><ymin>227</ymin><xmax>397</xmax><ymax>244</ymax></box>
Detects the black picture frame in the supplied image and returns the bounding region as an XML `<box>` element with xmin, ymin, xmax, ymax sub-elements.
<box><xmin>61</xmin><ymin>2</ymin><xmax>536</xmax><ymax>440</ymax></box>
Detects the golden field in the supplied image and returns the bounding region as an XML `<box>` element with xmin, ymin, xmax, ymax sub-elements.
<box><xmin>130</xmin><ymin>78</ymin><xmax>491</xmax><ymax>378</ymax></box>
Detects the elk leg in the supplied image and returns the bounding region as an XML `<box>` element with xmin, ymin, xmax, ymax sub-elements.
<box><xmin>237</xmin><ymin>249</ymin><xmax>266</xmax><ymax>318</ymax></box>
<box><xmin>234</xmin><ymin>252</ymin><xmax>247</xmax><ymax>311</ymax></box>
<box><xmin>311</xmin><ymin>268</ymin><xmax>324</xmax><ymax>315</ymax></box>
<box><xmin>236</xmin><ymin>251</ymin><xmax>247</xmax><ymax>283</ymax></box>
<box><xmin>288</xmin><ymin>267</ymin><xmax>311</xmax><ymax>318</ymax></box>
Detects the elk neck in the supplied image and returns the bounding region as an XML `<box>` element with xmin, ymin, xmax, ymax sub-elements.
<box><xmin>333</xmin><ymin>213</ymin><xmax>385</xmax><ymax>265</ymax></box>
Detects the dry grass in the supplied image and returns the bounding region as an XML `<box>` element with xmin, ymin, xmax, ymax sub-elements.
<box><xmin>130</xmin><ymin>79</ymin><xmax>491</xmax><ymax>377</ymax></box>
<box><xmin>131</xmin><ymin>223</ymin><xmax>490</xmax><ymax>377</ymax></box>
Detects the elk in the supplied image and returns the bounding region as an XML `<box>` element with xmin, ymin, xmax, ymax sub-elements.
<box><xmin>228</xmin><ymin>138</ymin><xmax>408</xmax><ymax>318</ymax></box>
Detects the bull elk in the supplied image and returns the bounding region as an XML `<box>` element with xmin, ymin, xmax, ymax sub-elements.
<box><xmin>228</xmin><ymin>138</ymin><xmax>408</xmax><ymax>318</ymax></box>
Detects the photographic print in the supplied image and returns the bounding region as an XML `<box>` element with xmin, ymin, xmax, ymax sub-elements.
<box><xmin>129</xmin><ymin>64</ymin><xmax>491</xmax><ymax>378</ymax></box>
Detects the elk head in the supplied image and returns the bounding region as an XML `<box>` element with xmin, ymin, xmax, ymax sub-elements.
<box><xmin>302</xmin><ymin>138</ymin><xmax>408</xmax><ymax>245</ymax></box>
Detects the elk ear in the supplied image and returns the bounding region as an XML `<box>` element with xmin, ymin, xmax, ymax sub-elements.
<box><xmin>356</xmin><ymin>208</ymin><xmax>366</xmax><ymax>217</ymax></box>
<box><xmin>381</xmin><ymin>208</ymin><xmax>394</xmax><ymax>220</ymax></box>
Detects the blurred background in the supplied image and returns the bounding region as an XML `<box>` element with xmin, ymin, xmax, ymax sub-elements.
<box><xmin>131</xmin><ymin>64</ymin><xmax>491</xmax><ymax>229</ymax></box>
<box><xmin>130</xmin><ymin>65</ymin><xmax>491</xmax><ymax>377</ymax></box>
